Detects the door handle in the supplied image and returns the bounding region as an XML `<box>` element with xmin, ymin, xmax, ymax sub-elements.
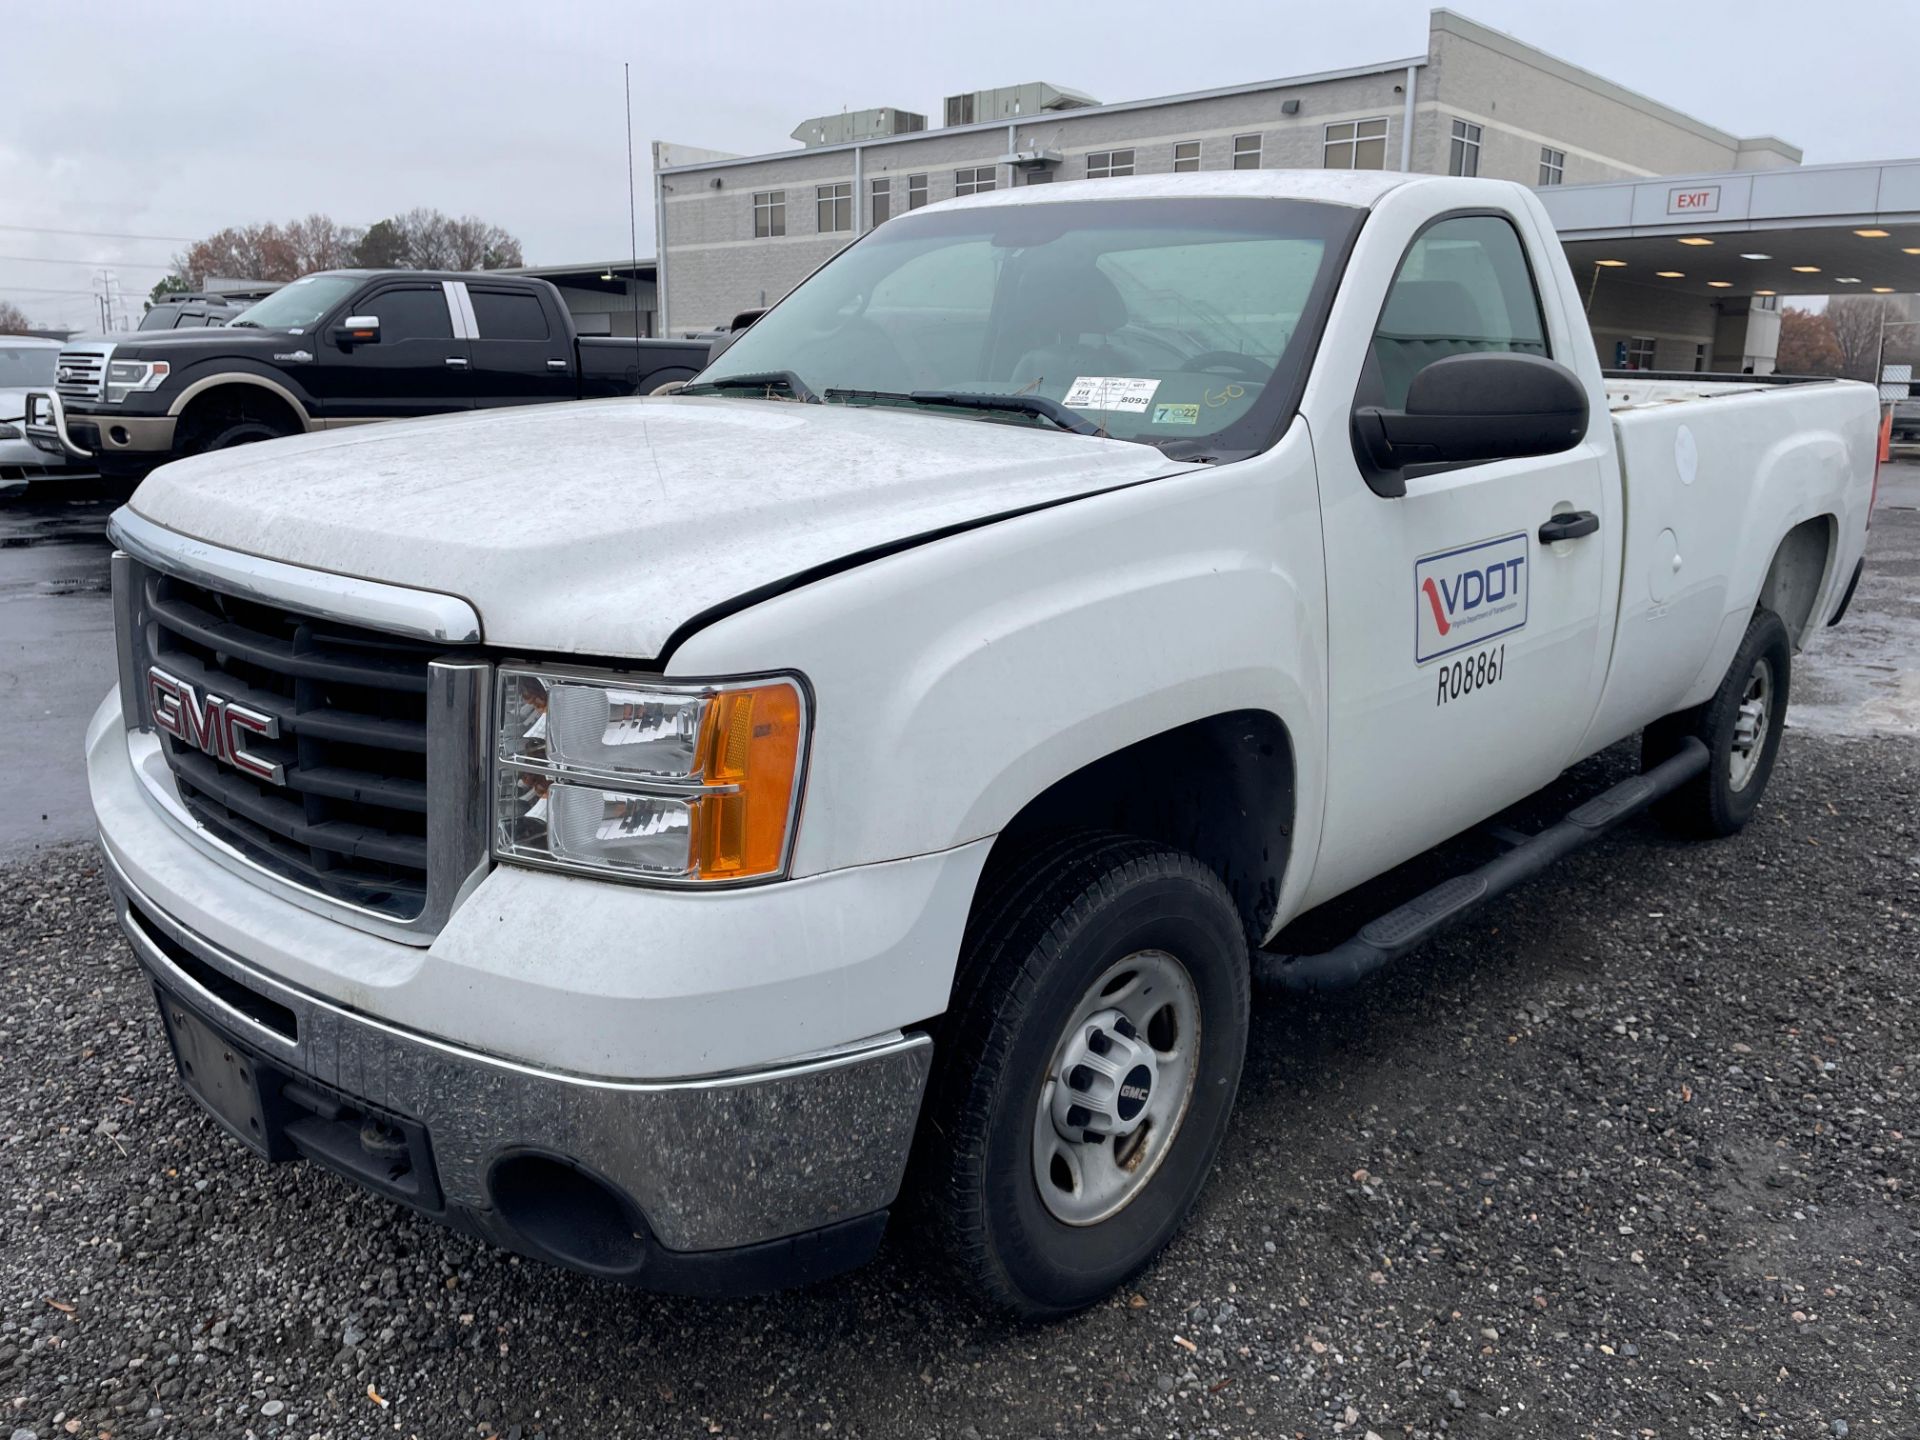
<box><xmin>1539</xmin><ymin>510</ymin><xmax>1599</xmax><ymax>544</ymax></box>
<box><xmin>444</xmin><ymin>356</ymin><xmax>468</xmax><ymax>368</ymax></box>
<box><xmin>545</xmin><ymin>358</ymin><xmax>568</xmax><ymax>371</ymax></box>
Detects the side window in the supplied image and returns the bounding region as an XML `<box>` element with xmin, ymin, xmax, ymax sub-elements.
<box><xmin>469</xmin><ymin>289</ymin><xmax>550</xmax><ymax>340</ymax></box>
<box><xmin>753</xmin><ymin>190</ymin><xmax>786</xmax><ymax>238</ymax></box>
<box><xmin>364</xmin><ymin>287</ymin><xmax>453</xmax><ymax>341</ymax></box>
<box><xmin>1370</xmin><ymin>214</ymin><xmax>1548</xmax><ymax>409</ymax></box>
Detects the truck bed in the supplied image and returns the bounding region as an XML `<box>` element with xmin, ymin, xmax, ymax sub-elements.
<box><xmin>1603</xmin><ymin>371</ymin><xmax>1844</xmax><ymax>412</ymax></box>
<box><xmin>1576</xmin><ymin>372</ymin><xmax>1878</xmax><ymax>757</ymax></box>
<box><xmin>576</xmin><ymin>335</ymin><xmax>711</xmax><ymax>398</ymax></box>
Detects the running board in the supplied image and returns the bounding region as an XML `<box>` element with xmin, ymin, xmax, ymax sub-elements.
<box><xmin>1256</xmin><ymin>738</ymin><xmax>1709</xmax><ymax>994</ymax></box>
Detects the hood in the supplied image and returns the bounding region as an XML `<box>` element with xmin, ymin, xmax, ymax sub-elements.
<box><xmin>130</xmin><ymin>395</ymin><xmax>1197</xmax><ymax>658</ymax></box>
<box><xmin>107</xmin><ymin>326</ymin><xmax>302</xmax><ymax>357</ymax></box>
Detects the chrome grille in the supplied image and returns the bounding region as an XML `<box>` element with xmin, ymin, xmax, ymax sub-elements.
<box><xmin>114</xmin><ymin>547</ymin><xmax>491</xmax><ymax>942</ymax></box>
<box><xmin>147</xmin><ymin>568</ymin><xmax>436</xmax><ymax>912</ymax></box>
<box><xmin>55</xmin><ymin>346</ymin><xmax>109</xmax><ymax>402</ymax></box>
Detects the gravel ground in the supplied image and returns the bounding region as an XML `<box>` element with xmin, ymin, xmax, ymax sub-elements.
<box><xmin>2</xmin><ymin>730</ymin><xmax>1915</xmax><ymax>1440</ymax></box>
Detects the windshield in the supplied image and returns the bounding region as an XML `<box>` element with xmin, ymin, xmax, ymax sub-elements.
<box><xmin>0</xmin><ymin>343</ymin><xmax>57</xmax><ymax>388</ymax></box>
<box><xmin>697</xmin><ymin>197</ymin><xmax>1359</xmax><ymax>457</ymax></box>
<box><xmin>228</xmin><ymin>274</ymin><xmax>361</xmax><ymax>329</ymax></box>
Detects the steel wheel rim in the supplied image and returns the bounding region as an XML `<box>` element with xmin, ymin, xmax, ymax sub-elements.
<box><xmin>1729</xmin><ymin>656</ymin><xmax>1773</xmax><ymax>792</ymax></box>
<box><xmin>1031</xmin><ymin>950</ymin><xmax>1201</xmax><ymax>1227</ymax></box>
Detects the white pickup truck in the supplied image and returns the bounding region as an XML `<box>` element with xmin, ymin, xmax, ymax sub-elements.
<box><xmin>89</xmin><ymin>172</ymin><xmax>1878</xmax><ymax>1316</ymax></box>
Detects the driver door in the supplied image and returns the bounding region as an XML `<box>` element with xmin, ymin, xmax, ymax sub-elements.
<box><xmin>1308</xmin><ymin>211</ymin><xmax>1612</xmax><ymax>900</ymax></box>
<box><xmin>309</xmin><ymin>282</ymin><xmax>472</xmax><ymax>421</ymax></box>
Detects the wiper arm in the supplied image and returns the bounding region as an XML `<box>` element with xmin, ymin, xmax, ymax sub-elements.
<box><xmin>824</xmin><ymin>387</ymin><xmax>1101</xmax><ymax>437</ymax></box>
<box><xmin>682</xmin><ymin>370</ymin><xmax>821</xmax><ymax>404</ymax></box>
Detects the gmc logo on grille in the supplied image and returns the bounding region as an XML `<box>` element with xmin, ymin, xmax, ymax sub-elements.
<box><xmin>147</xmin><ymin>666</ymin><xmax>285</xmax><ymax>786</ymax></box>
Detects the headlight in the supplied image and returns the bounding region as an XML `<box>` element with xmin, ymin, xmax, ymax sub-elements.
<box><xmin>493</xmin><ymin>666</ymin><xmax>809</xmax><ymax>884</ymax></box>
<box><xmin>105</xmin><ymin>359</ymin><xmax>170</xmax><ymax>403</ymax></box>
<box><xmin>0</xmin><ymin>422</ymin><xmax>19</xmax><ymax>441</ymax></box>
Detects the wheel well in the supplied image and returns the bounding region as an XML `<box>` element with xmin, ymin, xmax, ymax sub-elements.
<box><xmin>176</xmin><ymin>384</ymin><xmax>303</xmax><ymax>449</ymax></box>
<box><xmin>982</xmin><ymin>710</ymin><xmax>1294</xmax><ymax>946</ymax></box>
<box><xmin>1758</xmin><ymin>515</ymin><xmax>1835</xmax><ymax>650</ymax></box>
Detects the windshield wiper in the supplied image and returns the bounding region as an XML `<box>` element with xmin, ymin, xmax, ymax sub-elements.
<box><xmin>682</xmin><ymin>370</ymin><xmax>821</xmax><ymax>404</ymax></box>
<box><xmin>824</xmin><ymin>387</ymin><xmax>1101</xmax><ymax>437</ymax></box>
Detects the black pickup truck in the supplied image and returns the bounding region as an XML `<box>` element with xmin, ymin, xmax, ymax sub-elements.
<box><xmin>26</xmin><ymin>270</ymin><xmax>711</xmax><ymax>477</ymax></box>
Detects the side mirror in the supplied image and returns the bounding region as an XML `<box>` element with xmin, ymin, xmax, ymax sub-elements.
<box><xmin>332</xmin><ymin>314</ymin><xmax>381</xmax><ymax>348</ymax></box>
<box><xmin>1352</xmin><ymin>352</ymin><xmax>1589</xmax><ymax>497</ymax></box>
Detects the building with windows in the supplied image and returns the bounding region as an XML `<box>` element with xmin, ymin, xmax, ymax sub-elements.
<box><xmin>652</xmin><ymin>7</ymin><xmax>1804</xmax><ymax>367</ymax></box>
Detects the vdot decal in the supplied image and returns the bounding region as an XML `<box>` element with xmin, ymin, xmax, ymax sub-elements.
<box><xmin>1414</xmin><ymin>532</ymin><xmax>1529</xmax><ymax>663</ymax></box>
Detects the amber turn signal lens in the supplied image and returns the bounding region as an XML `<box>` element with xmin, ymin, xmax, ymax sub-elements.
<box><xmin>693</xmin><ymin>681</ymin><xmax>805</xmax><ymax>878</ymax></box>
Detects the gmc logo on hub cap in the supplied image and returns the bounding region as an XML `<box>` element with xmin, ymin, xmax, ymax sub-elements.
<box><xmin>1116</xmin><ymin>1063</ymin><xmax>1154</xmax><ymax>1122</ymax></box>
<box><xmin>147</xmin><ymin>666</ymin><xmax>285</xmax><ymax>786</ymax></box>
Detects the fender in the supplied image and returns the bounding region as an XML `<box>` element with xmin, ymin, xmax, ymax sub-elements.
<box><xmin>667</xmin><ymin>421</ymin><xmax>1332</xmax><ymax>937</ymax></box>
<box><xmin>166</xmin><ymin>368</ymin><xmax>314</xmax><ymax>430</ymax></box>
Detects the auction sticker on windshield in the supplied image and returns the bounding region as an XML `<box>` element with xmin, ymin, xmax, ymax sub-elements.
<box><xmin>1063</xmin><ymin>376</ymin><xmax>1160</xmax><ymax>412</ymax></box>
<box><xmin>1414</xmin><ymin>532</ymin><xmax>1529</xmax><ymax>664</ymax></box>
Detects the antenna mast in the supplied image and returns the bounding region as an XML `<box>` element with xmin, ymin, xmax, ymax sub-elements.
<box><xmin>625</xmin><ymin>62</ymin><xmax>644</xmax><ymax>373</ymax></box>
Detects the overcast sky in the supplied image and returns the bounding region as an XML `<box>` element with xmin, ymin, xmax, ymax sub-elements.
<box><xmin>7</xmin><ymin>0</ymin><xmax>1917</xmax><ymax>329</ymax></box>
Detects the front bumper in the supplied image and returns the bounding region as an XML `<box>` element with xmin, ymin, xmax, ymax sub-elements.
<box><xmin>0</xmin><ymin>432</ymin><xmax>91</xmax><ymax>480</ymax></box>
<box><xmin>26</xmin><ymin>388</ymin><xmax>175</xmax><ymax>464</ymax></box>
<box><xmin>105</xmin><ymin>846</ymin><xmax>934</xmax><ymax>1291</ymax></box>
<box><xmin>92</xmin><ymin>663</ymin><xmax>989</xmax><ymax>1288</ymax></box>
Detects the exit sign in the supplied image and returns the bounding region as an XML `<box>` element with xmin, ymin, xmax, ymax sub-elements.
<box><xmin>1666</xmin><ymin>185</ymin><xmax>1721</xmax><ymax>215</ymax></box>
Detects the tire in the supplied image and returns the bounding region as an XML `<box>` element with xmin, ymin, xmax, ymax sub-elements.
<box><xmin>1643</xmin><ymin>607</ymin><xmax>1791</xmax><ymax>838</ymax></box>
<box><xmin>919</xmin><ymin>832</ymin><xmax>1251</xmax><ymax>1317</ymax></box>
<box><xmin>188</xmin><ymin>417</ymin><xmax>294</xmax><ymax>455</ymax></box>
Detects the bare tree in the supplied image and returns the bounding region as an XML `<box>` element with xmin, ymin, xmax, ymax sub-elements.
<box><xmin>175</xmin><ymin>224</ymin><xmax>303</xmax><ymax>285</ymax></box>
<box><xmin>384</xmin><ymin>209</ymin><xmax>522</xmax><ymax>270</ymax></box>
<box><xmin>284</xmin><ymin>213</ymin><xmax>363</xmax><ymax>272</ymax></box>
<box><xmin>1825</xmin><ymin>295</ymin><xmax>1891</xmax><ymax>382</ymax></box>
<box><xmin>391</xmin><ymin>208</ymin><xmax>456</xmax><ymax>269</ymax></box>
<box><xmin>1775</xmin><ymin>307</ymin><xmax>1845</xmax><ymax>376</ymax></box>
<box><xmin>0</xmin><ymin>299</ymin><xmax>34</xmax><ymax>334</ymax></box>
<box><xmin>173</xmin><ymin>210</ymin><xmax>525</xmax><ymax>285</ymax></box>
<box><xmin>443</xmin><ymin>215</ymin><xmax>524</xmax><ymax>270</ymax></box>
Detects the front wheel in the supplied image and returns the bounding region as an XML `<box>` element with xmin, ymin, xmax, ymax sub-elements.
<box><xmin>920</xmin><ymin>833</ymin><xmax>1250</xmax><ymax>1317</ymax></box>
<box><xmin>1643</xmin><ymin>607</ymin><xmax>1791</xmax><ymax>837</ymax></box>
<box><xmin>193</xmin><ymin>417</ymin><xmax>294</xmax><ymax>453</ymax></box>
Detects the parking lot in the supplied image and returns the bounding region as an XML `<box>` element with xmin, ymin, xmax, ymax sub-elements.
<box><xmin>0</xmin><ymin>480</ymin><xmax>124</xmax><ymax>861</ymax></box>
<box><xmin>0</xmin><ymin>471</ymin><xmax>1913</xmax><ymax>1439</ymax></box>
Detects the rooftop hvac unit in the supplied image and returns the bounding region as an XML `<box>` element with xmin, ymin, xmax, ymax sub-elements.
<box><xmin>943</xmin><ymin>82</ymin><xmax>1099</xmax><ymax>128</ymax></box>
<box><xmin>790</xmin><ymin>108</ymin><xmax>929</xmax><ymax>148</ymax></box>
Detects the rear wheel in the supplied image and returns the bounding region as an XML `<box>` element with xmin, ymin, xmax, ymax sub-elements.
<box><xmin>921</xmin><ymin>832</ymin><xmax>1250</xmax><ymax>1317</ymax></box>
<box><xmin>1643</xmin><ymin>608</ymin><xmax>1791</xmax><ymax>837</ymax></box>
